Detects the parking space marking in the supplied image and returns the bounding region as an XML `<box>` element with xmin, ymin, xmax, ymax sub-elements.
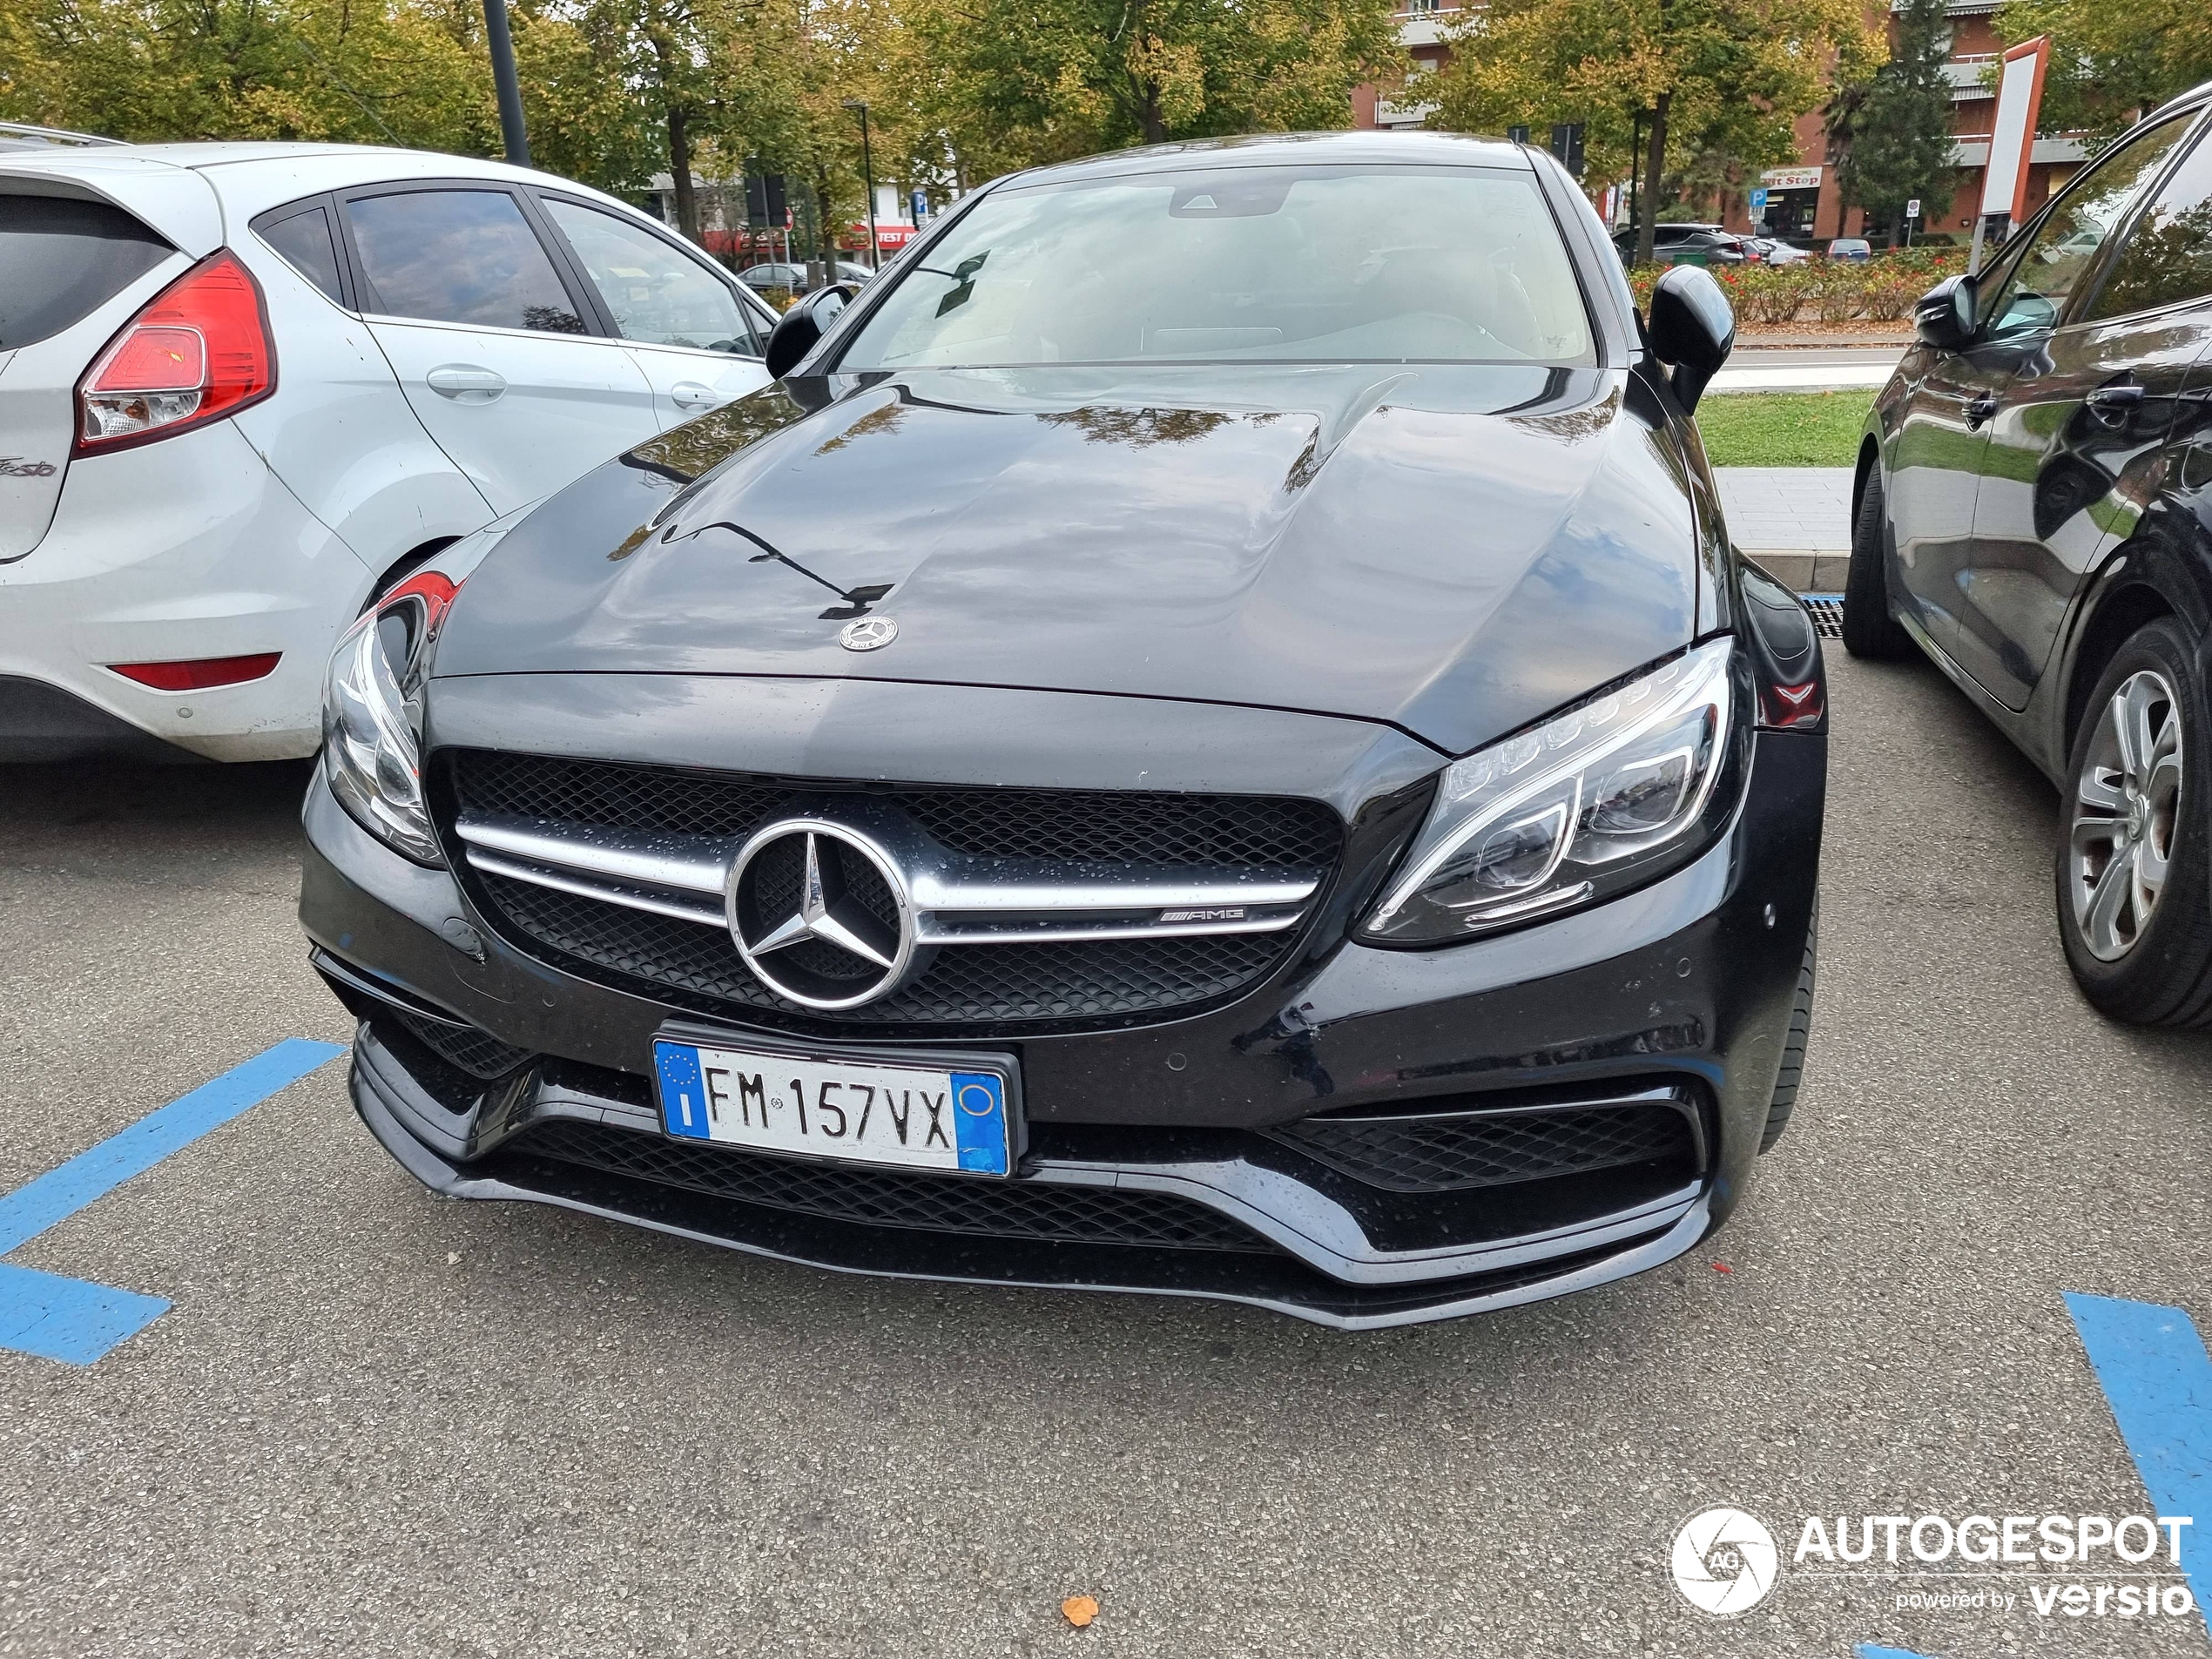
<box><xmin>1856</xmin><ymin>1645</ymin><xmax>1939</xmax><ymax>1659</ymax></box>
<box><xmin>0</xmin><ymin>1038</ymin><xmax>344</xmax><ymax>1366</ymax></box>
<box><xmin>2067</xmin><ymin>1291</ymin><xmax>2212</xmax><ymax>1631</ymax></box>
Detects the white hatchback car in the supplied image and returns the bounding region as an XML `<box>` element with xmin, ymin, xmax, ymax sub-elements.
<box><xmin>0</xmin><ymin>142</ymin><xmax>779</xmax><ymax>761</ymax></box>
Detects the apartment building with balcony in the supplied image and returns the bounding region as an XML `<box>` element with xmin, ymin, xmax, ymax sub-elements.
<box><xmin>1349</xmin><ymin>0</ymin><xmax>1458</xmax><ymax>132</ymax></box>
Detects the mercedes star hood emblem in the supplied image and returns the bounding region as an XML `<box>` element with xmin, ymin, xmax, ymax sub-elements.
<box><xmin>839</xmin><ymin>616</ymin><xmax>898</xmax><ymax>651</ymax></box>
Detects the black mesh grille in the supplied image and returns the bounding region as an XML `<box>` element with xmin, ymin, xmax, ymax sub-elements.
<box><xmin>477</xmin><ymin>869</ymin><xmax>1287</xmax><ymax>1025</ymax></box>
<box><xmin>391</xmin><ymin>1008</ymin><xmax>535</xmax><ymax>1080</ymax></box>
<box><xmin>512</xmin><ymin>1119</ymin><xmax>1278</xmax><ymax>1252</ymax></box>
<box><xmin>448</xmin><ymin>751</ymin><xmax>1341</xmax><ymax>1029</ymax></box>
<box><xmin>1273</xmin><ymin>1103</ymin><xmax>1695</xmax><ymax>1193</ymax></box>
<box><xmin>450</xmin><ymin>751</ymin><xmax>1341</xmax><ymax>870</ymax></box>
<box><xmin>1804</xmin><ymin>597</ymin><xmax>1843</xmax><ymax>640</ymax></box>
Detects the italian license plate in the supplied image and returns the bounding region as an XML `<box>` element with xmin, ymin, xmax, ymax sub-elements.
<box><xmin>651</xmin><ymin>1033</ymin><xmax>1017</xmax><ymax>1177</ymax></box>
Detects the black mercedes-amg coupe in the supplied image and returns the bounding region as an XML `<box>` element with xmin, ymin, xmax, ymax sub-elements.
<box><xmin>300</xmin><ymin>132</ymin><xmax>1828</xmax><ymax>1326</ymax></box>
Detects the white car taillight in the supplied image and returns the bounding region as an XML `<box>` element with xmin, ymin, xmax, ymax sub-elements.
<box><xmin>76</xmin><ymin>249</ymin><xmax>275</xmax><ymax>454</ymax></box>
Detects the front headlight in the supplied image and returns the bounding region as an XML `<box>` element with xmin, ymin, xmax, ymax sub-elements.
<box><xmin>1359</xmin><ymin>638</ymin><xmax>1741</xmax><ymax>945</ymax></box>
<box><xmin>321</xmin><ymin>574</ymin><xmax>456</xmax><ymax>867</ymax></box>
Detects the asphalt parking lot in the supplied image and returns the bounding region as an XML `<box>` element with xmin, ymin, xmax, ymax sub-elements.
<box><xmin>3</xmin><ymin>652</ymin><xmax>2209</xmax><ymax>1659</ymax></box>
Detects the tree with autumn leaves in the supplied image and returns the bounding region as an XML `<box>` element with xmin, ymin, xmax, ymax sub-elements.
<box><xmin>0</xmin><ymin>0</ymin><xmax>654</xmax><ymax>191</ymax></box>
<box><xmin>1997</xmin><ymin>0</ymin><xmax>2212</xmax><ymax>145</ymax></box>
<box><xmin>2</xmin><ymin>0</ymin><xmax>1398</xmax><ymax>257</ymax></box>
<box><xmin>1420</xmin><ymin>0</ymin><xmax>1880</xmax><ymax>263</ymax></box>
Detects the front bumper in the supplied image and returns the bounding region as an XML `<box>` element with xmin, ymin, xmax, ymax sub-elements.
<box><xmin>300</xmin><ymin>729</ymin><xmax>1824</xmax><ymax>1327</ymax></box>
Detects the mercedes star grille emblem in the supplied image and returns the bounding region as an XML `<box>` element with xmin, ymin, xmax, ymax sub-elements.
<box><xmin>839</xmin><ymin>616</ymin><xmax>898</xmax><ymax>651</ymax></box>
<box><xmin>726</xmin><ymin>819</ymin><xmax>917</xmax><ymax>1009</ymax></box>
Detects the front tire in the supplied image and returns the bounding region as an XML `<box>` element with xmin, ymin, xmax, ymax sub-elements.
<box><xmin>2056</xmin><ymin>617</ymin><xmax>2212</xmax><ymax>1026</ymax></box>
<box><xmin>1760</xmin><ymin>895</ymin><xmax>1817</xmax><ymax>1153</ymax></box>
<box><xmin>1842</xmin><ymin>467</ymin><xmax>1912</xmax><ymax>659</ymax></box>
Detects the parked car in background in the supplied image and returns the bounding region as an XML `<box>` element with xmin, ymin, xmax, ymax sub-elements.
<box><xmin>1845</xmin><ymin>79</ymin><xmax>2212</xmax><ymax>1023</ymax></box>
<box><xmin>303</xmin><ymin>132</ymin><xmax>1827</xmax><ymax>1329</ymax></box>
<box><xmin>739</xmin><ymin>260</ymin><xmax>873</xmax><ymax>297</ymax></box>
<box><xmin>1745</xmin><ymin>236</ymin><xmax>1812</xmax><ymax>265</ymax></box>
<box><xmin>738</xmin><ymin>260</ymin><xmax>808</xmax><ymax>294</ymax></box>
<box><xmin>1613</xmin><ymin>223</ymin><xmax>1747</xmax><ymax>266</ymax></box>
<box><xmin>0</xmin><ymin>143</ymin><xmax>780</xmax><ymax>763</ymax></box>
<box><xmin>1825</xmin><ymin>239</ymin><xmax>1871</xmax><ymax>261</ymax></box>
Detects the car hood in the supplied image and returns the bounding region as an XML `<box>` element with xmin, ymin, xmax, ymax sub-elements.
<box><xmin>433</xmin><ymin>363</ymin><xmax>1702</xmax><ymax>757</ymax></box>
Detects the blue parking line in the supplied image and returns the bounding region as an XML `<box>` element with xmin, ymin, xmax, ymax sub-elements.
<box><xmin>1857</xmin><ymin>1645</ymin><xmax>1938</xmax><ymax>1659</ymax></box>
<box><xmin>0</xmin><ymin>1039</ymin><xmax>344</xmax><ymax>1366</ymax></box>
<box><xmin>2067</xmin><ymin>1291</ymin><xmax>2212</xmax><ymax>1630</ymax></box>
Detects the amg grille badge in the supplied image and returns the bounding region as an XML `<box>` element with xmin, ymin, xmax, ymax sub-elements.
<box><xmin>1158</xmin><ymin>906</ymin><xmax>1246</xmax><ymax>924</ymax></box>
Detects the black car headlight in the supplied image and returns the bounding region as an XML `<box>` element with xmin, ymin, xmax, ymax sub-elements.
<box><xmin>321</xmin><ymin>573</ymin><xmax>457</xmax><ymax>867</ymax></box>
<box><xmin>1359</xmin><ymin>638</ymin><xmax>1741</xmax><ymax>945</ymax></box>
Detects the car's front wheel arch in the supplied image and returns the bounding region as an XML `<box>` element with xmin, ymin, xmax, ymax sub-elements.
<box><xmin>2062</xmin><ymin>570</ymin><xmax>2175</xmax><ymax>761</ymax></box>
<box><xmin>1850</xmin><ymin>433</ymin><xmax>1878</xmax><ymax>530</ymax></box>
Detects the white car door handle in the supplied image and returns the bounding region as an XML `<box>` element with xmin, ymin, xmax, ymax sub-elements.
<box><xmin>669</xmin><ymin>381</ymin><xmax>720</xmax><ymax>410</ymax></box>
<box><xmin>426</xmin><ymin>365</ymin><xmax>507</xmax><ymax>402</ymax></box>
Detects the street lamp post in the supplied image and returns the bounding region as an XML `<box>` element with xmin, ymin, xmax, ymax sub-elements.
<box><xmin>482</xmin><ymin>0</ymin><xmax>530</xmax><ymax>168</ymax></box>
<box><xmin>842</xmin><ymin>98</ymin><xmax>879</xmax><ymax>271</ymax></box>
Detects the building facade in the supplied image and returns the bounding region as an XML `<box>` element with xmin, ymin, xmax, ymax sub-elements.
<box><xmin>1351</xmin><ymin>0</ymin><xmax>2088</xmax><ymax>246</ymax></box>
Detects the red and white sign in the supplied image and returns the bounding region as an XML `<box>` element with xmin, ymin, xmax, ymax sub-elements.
<box><xmin>1760</xmin><ymin>166</ymin><xmax>1823</xmax><ymax>191</ymax></box>
<box><xmin>1982</xmin><ymin>36</ymin><xmax>2052</xmax><ymax>223</ymax></box>
<box><xmin>847</xmin><ymin>221</ymin><xmax>917</xmax><ymax>253</ymax></box>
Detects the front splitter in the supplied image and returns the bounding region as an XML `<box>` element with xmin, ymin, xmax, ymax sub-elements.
<box><xmin>350</xmin><ymin>1042</ymin><xmax>1715</xmax><ymax>1330</ymax></box>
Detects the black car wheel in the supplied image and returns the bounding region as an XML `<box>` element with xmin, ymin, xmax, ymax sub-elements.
<box><xmin>1841</xmin><ymin>468</ymin><xmax>1912</xmax><ymax>659</ymax></box>
<box><xmin>2057</xmin><ymin>617</ymin><xmax>2212</xmax><ymax>1025</ymax></box>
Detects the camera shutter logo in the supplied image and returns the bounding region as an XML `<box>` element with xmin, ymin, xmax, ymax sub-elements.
<box><xmin>1671</xmin><ymin>1507</ymin><xmax>1780</xmax><ymax>1615</ymax></box>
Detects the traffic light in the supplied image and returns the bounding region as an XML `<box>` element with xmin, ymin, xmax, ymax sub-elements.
<box><xmin>1549</xmin><ymin>123</ymin><xmax>1586</xmax><ymax>178</ymax></box>
<box><xmin>745</xmin><ymin>172</ymin><xmax>788</xmax><ymax>228</ymax></box>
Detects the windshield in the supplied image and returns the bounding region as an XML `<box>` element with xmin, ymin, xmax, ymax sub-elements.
<box><xmin>834</xmin><ymin>165</ymin><xmax>1595</xmax><ymax>369</ymax></box>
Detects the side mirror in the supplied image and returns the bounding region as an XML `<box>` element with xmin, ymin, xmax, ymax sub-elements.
<box><xmin>765</xmin><ymin>282</ymin><xmax>858</xmax><ymax>380</ymax></box>
<box><xmin>1647</xmin><ymin>265</ymin><xmax>1735</xmax><ymax>413</ymax></box>
<box><xmin>1913</xmin><ymin>274</ymin><xmax>1977</xmax><ymax>352</ymax></box>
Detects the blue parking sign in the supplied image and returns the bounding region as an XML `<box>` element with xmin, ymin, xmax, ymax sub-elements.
<box><xmin>1749</xmin><ymin>186</ymin><xmax>1769</xmax><ymax>211</ymax></box>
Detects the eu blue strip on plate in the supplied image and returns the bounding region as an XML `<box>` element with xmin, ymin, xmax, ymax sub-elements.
<box><xmin>950</xmin><ymin>1071</ymin><xmax>1009</xmax><ymax>1173</ymax></box>
<box><xmin>656</xmin><ymin>1042</ymin><xmax>711</xmax><ymax>1139</ymax></box>
<box><xmin>0</xmin><ymin>1038</ymin><xmax>344</xmax><ymax>1366</ymax></box>
<box><xmin>2066</xmin><ymin>1291</ymin><xmax>2212</xmax><ymax>1631</ymax></box>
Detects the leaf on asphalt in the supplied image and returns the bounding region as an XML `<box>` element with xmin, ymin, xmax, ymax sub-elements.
<box><xmin>1711</xmin><ymin>1261</ymin><xmax>1732</xmax><ymax>1274</ymax></box>
<box><xmin>1062</xmin><ymin>1595</ymin><xmax>1100</xmax><ymax>1628</ymax></box>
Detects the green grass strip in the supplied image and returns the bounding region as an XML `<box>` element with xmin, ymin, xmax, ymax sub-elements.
<box><xmin>1696</xmin><ymin>392</ymin><xmax>1874</xmax><ymax>469</ymax></box>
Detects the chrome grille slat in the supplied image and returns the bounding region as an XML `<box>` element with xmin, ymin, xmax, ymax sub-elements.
<box><xmin>455</xmin><ymin>810</ymin><xmax>1320</xmax><ymax>944</ymax></box>
<box><xmin>465</xmin><ymin>848</ymin><xmax>728</xmax><ymax>928</ymax></box>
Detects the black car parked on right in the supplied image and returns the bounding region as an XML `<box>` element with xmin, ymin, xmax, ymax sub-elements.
<box><xmin>1848</xmin><ymin>80</ymin><xmax>2212</xmax><ymax>1025</ymax></box>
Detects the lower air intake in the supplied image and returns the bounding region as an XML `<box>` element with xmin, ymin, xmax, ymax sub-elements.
<box><xmin>509</xmin><ymin>1119</ymin><xmax>1280</xmax><ymax>1252</ymax></box>
<box><xmin>1272</xmin><ymin>1100</ymin><xmax>1696</xmax><ymax>1193</ymax></box>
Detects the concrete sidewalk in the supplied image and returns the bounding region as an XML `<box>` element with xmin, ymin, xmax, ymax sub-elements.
<box><xmin>1709</xmin><ymin>346</ymin><xmax>1903</xmax><ymax>395</ymax></box>
<box><xmin>1716</xmin><ymin>466</ymin><xmax>1854</xmax><ymax>590</ymax></box>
